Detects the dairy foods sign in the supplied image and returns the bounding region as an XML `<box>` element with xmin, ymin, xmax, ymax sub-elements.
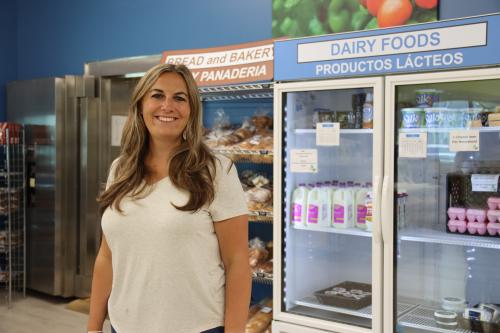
<box><xmin>161</xmin><ymin>40</ymin><xmax>274</xmax><ymax>86</ymax></box>
<box><xmin>275</xmin><ymin>14</ymin><xmax>500</xmax><ymax>81</ymax></box>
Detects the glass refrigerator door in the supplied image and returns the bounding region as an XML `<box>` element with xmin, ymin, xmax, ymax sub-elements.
<box><xmin>386</xmin><ymin>68</ymin><xmax>500</xmax><ymax>333</ymax></box>
<box><xmin>275</xmin><ymin>77</ymin><xmax>383</xmax><ymax>332</ymax></box>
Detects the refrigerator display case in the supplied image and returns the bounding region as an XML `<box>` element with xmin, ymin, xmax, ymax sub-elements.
<box><xmin>273</xmin><ymin>77</ymin><xmax>384</xmax><ymax>333</ymax></box>
<box><xmin>385</xmin><ymin>67</ymin><xmax>500</xmax><ymax>333</ymax></box>
<box><xmin>272</xmin><ymin>13</ymin><xmax>500</xmax><ymax>333</ymax></box>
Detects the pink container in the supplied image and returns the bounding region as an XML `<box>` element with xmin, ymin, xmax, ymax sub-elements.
<box><xmin>447</xmin><ymin>207</ymin><xmax>466</xmax><ymax>221</ymax></box>
<box><xmin>466</xmin><ymin>209</ymin><xmax>487</xmax><ymax>223</ymax></box>
<box><xmin>487</xmin><ymin>197</ymin><xmax>500</xmax><ymax>210</ymax></box>
<box><xmin>448</xmin><ymin>220</ymin><xmax>467</xmax><ymax>233</ymax></box>
<box><xmin>487</xmin><ymin>210</ymin><xmax>500</xmax><ymax>223</ymax></box>
<box><xmin>467</xmin><ymin>221</ymin><xmax>487</xmax><ymax>235</ymax></box>
<box><xmin>487</xmin><ymin>223</ymin><xmax>500</xmax><ymax>236</ymax></box>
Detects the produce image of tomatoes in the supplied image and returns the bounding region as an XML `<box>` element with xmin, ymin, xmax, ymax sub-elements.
<box><xmin>415</xmin><ymin>0</ymin><xmax>438</xmax><ymax>9</ymax></box>
<box><xmin>377</xmin><ymin>0</ymin><xmax>413</xmax><ymax>28</ymax></box>
<box><xmin>271</xmin><ymin>0</ymin><xmax>438</xmax><ymax>38</ymax></box>
<box><xmin>367</xmin><ymin>0</ymin><xmax>384</xmax><ymax>16</ymax></box>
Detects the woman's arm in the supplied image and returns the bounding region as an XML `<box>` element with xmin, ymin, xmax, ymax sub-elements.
<box><xmin>214</xmin><ymin>214</ymin><xmax>252</xmax><ymax>333</ymax></box>
<box><xmin>87</xmin><ymin>235</ymin><xmax>113</xmax><ymax>332</ymax></box>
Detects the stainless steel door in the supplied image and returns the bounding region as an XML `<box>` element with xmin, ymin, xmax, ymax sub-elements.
<box><xmin>7</xmin><ymin>76</ymin><xmax>98</xmax><ymax>297</ymax></box>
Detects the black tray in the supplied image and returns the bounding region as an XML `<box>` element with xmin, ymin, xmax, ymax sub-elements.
<box><xmin>314</xmin><ymin>281</ymin><xmax>372</xmax><ymax>310</ymax></box>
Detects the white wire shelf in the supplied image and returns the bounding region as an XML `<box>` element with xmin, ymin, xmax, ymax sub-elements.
<box><xmin>399</xmin><ymin>126</ymin><xmax>500</xmax><ymax>133</ymax></box>
<box><xmin>292</xmin><ymin>224</ymin><xmax>372</xmax><ymax>238</ymax></box>
<box><xmin>295</xmin><ymin>296</ymin><xmax>372</xmax><ymax>319</ymax></box>
<box><xmin>399</xmin><ymin>304</ymin><xmax>486</xmax><ymax>333</ymax></box>
<box><xmin>399</xmin><ymin>227</ymin><xmax>500</xmax><ymax>249</ymax></box>
<box><xmin>294</xmin><ymin>129</ymin><xmax>373</xmax><ymax>135</ymax></box>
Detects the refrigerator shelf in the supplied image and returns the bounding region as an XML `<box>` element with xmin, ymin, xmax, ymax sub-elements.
<box><xmin>400</xmin><ymin>227</ymin><xmax>500</xmax><ymax>249</ymax></box>
<box><xmin>295</xmin><ymin>296</ymin><xmax>372</xmax><ymax>319</ymax></box>
<box><xmin>292</xmin><ymin>224</ymin><xmax>372</xmax><ymax>238</ymax></box>
<box><xmin>294</xmin><ymin>129</ymin><xmax>374</xmax><ymax>135</ymax></box>
<box><xmin>399</xmin><ymin>304</ymin><xmax>478</xmax><ymax>333</ymax></box>
<box><xmin>400</xmin><ymin>126</ymin><xmax>500</xmax><ymax>134</ymax></box>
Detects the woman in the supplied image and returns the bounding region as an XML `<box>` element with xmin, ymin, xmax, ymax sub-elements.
<box><xmin>87</xmin><ymin>64</ymin><xmax>251</xmax><ymax>333</ymax></box>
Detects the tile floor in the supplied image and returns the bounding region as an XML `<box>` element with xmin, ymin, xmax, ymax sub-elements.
<box><xmin>0</xmin><ymin>292</ymin><xmax>111</xmax><ymax>333</ymax></box>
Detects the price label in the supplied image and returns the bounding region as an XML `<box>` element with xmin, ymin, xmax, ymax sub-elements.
<box><xmin>111</xmin><ymin>115</ymin><xmax>127</xmax><ymax>147</ymax></box>
<box><xmin>316</xmin><ymin>122</ymin><xmax>340</xmax><ymax>146</ymax></box>
<box><xmin>471</xmin><ymin>174</ymin><xmax>499</xmax><ymax>192</ymax></box>
<box><xmin>399</xmin><ymin>133</ymin><xmax>427</xmax><ymax>158</ymax></box>
<box><xmin>449</xmin><ymin>130</ymin><xmax>480</xmax><ymax>152</ymax></box>
<box><xmin>290</xmin><ymin>149</ymin><xmax>318</xmax><ymax>173</ymax></box>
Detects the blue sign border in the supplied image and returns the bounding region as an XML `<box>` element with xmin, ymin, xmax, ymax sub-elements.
<box><xmin>274</xmin><ymin>13</ymin><xmax>500</xmax><ymax>81</ymax></box>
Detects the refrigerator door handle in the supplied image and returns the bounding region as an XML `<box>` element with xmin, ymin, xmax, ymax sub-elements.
<box><xmin>381</xmin><ymin>175</ymin><xmax>390</xmax><ymax>244</ymax></box>
<box><xmin>373</xmin><ymin>175</ymin><xmax>383</xmax><ymax>244</ymax></box>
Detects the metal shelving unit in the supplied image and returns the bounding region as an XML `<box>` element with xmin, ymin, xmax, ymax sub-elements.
<box><xmin>201</xmin><ymin>83</ymin><xmax>274</xmax><ymax>297</ymax></box>
<box><xmin>0</xmin><ymin>127</ymin><xmax>26</xmax><ymax>308</ymax></box>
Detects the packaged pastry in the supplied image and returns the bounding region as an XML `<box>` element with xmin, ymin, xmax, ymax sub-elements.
<box><xmin>255</xmin><ymin>260</ymin><xmax>273</xmax><ymax>274</ymax></box>
<box><xmin>245</xmin><ymin>299</ymin><xmax>273</xmax><ymax>333</ymax></box>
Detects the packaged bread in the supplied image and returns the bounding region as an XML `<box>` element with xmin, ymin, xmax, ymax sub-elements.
<box><xmin>245</xmin><ymin>299</ymin><xmax>273</xmax><ymax>333</ymax></box>
<box><xmin>262</xmin><ymin>324</ymin><xmax>272</xmax><ymax>333</ymax></box>
<box><xmin>249</xmin><ymin>247</ymin><xmax>269</xmax><ymax>267</ymax></box>
<box><xmin>255</xmin><ymin>260</ymin><xmax>273</xmax><ymax>274</ymax></box>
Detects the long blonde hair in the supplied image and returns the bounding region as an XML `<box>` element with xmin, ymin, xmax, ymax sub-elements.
<box><xmin>98</xmin><ymin>63</ymin><xmax>216</xmax><ymax>214</ymax></box>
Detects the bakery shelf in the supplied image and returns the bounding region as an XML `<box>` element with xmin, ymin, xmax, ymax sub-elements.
<box><xmin>252</xmin><ymin>274</ymin><xmax>273</xmax><ymax>285</ymax></box>
<box><xmin>295</xmin><ymin>129</ymin><xmax>373</xmax><ymax>135</ymax></box>
<box><xmin>248</xmin><ymin>214</ymin><xmax>273</xmax><ymax>223</ymax></box>
<box><xmin>249</xmin><ymin>210</ymin><xmax>273</xmax><ymax>219</ymax></box>
<box><xmin>292</xmin><ymin>224</ymin><xmax>372</xmax><ymax>238</ymax></box>
<box><xmin>212</xmin><ymin>147</ymin><xmax>273</xmax><ymax>156</ymax></box>
<box><xmin>399</xmin><ymin>227</ymin><xmax>500</xmax><ymax>250</ymax></box>
<box><xmin>200</xmin><ymin>83</ymin><xmax>273</xmax><ymax>101</ymax></box>
<box><xmin>211</xmin><ymin>147</ymin><xmax>273</xmax><ymax>164</ymax></box>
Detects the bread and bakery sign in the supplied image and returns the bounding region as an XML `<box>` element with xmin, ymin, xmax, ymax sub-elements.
<box><xmin>161</xmin><ymin>39</ymin><xmax>274</xmax><ymax>86</ymax></box>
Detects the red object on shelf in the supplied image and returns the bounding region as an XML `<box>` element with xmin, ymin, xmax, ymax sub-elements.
<box><xmin>0</xmin><ymin>123</ymin><xmax>21</xmax><ymax>144</ymax></box>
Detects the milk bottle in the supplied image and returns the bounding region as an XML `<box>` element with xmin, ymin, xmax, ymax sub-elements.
<box><xmin>354</xmin><ymin>185</ymin><xmax>369</xmax><ymax>230</ymax></box>
<box><xmin>365</xmin><ymin>190</ymin><xmax>374</xmax><ymax>232</ymax></box>
<box><xmin>291</xmin><ymin>184</ymin><xmax>308</xmax><ymax>225</ymax></box>
<box><xmin>306</xmin><ymin>185</ymin><xmax>321</xmax><ymax>226</ymax></box>
<box><xmin>319</xmin><ymin>183</ymin><xmax>333</xmax><ymax>227</ymax></box>
<box><xmin>332</xmin><ymin>184</ymin><xmax>353</xmax><ymax>228</ymax></box>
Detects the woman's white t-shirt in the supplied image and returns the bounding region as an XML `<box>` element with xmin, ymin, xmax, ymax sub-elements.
<box><xmin>101</xmin><ymin>155</ymin><xmax>248</xmax><ymax>333</ymax></box>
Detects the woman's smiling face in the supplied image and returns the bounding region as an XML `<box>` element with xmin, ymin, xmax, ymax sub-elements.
<box><xmin>141</xmin><ymin>72</ymin><xmax>191</xmax><ymax>144</ymax></box>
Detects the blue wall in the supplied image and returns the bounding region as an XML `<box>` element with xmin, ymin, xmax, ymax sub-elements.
<box><xmin>440</xmin><ymin>0</ymin><xmax>500</xmax><ymax>19</ymax></box>
<box><xmin>0</xmin><ymin>1</ymin><xmax>17</xmax><ymax>121</ymax></box>
<box><xmin>2</xmin><ymin>0</ymin><xmax>500</xmax><ymax>120</ymax></box>
<box><xmin>16</xmin><ymin>0</ymin><xmax>272</xmax><ymax>80</ymax></box>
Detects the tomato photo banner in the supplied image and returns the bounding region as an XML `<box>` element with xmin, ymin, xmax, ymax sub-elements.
<box><xmin>274</xmin><ymin>13</ymin><xmax>500</xmax><ymax>81</ymax></box>
<box><xmin>272</xmin><ymin>0</ymin><xmax>438</xmax><ymax>38</ymax></box>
